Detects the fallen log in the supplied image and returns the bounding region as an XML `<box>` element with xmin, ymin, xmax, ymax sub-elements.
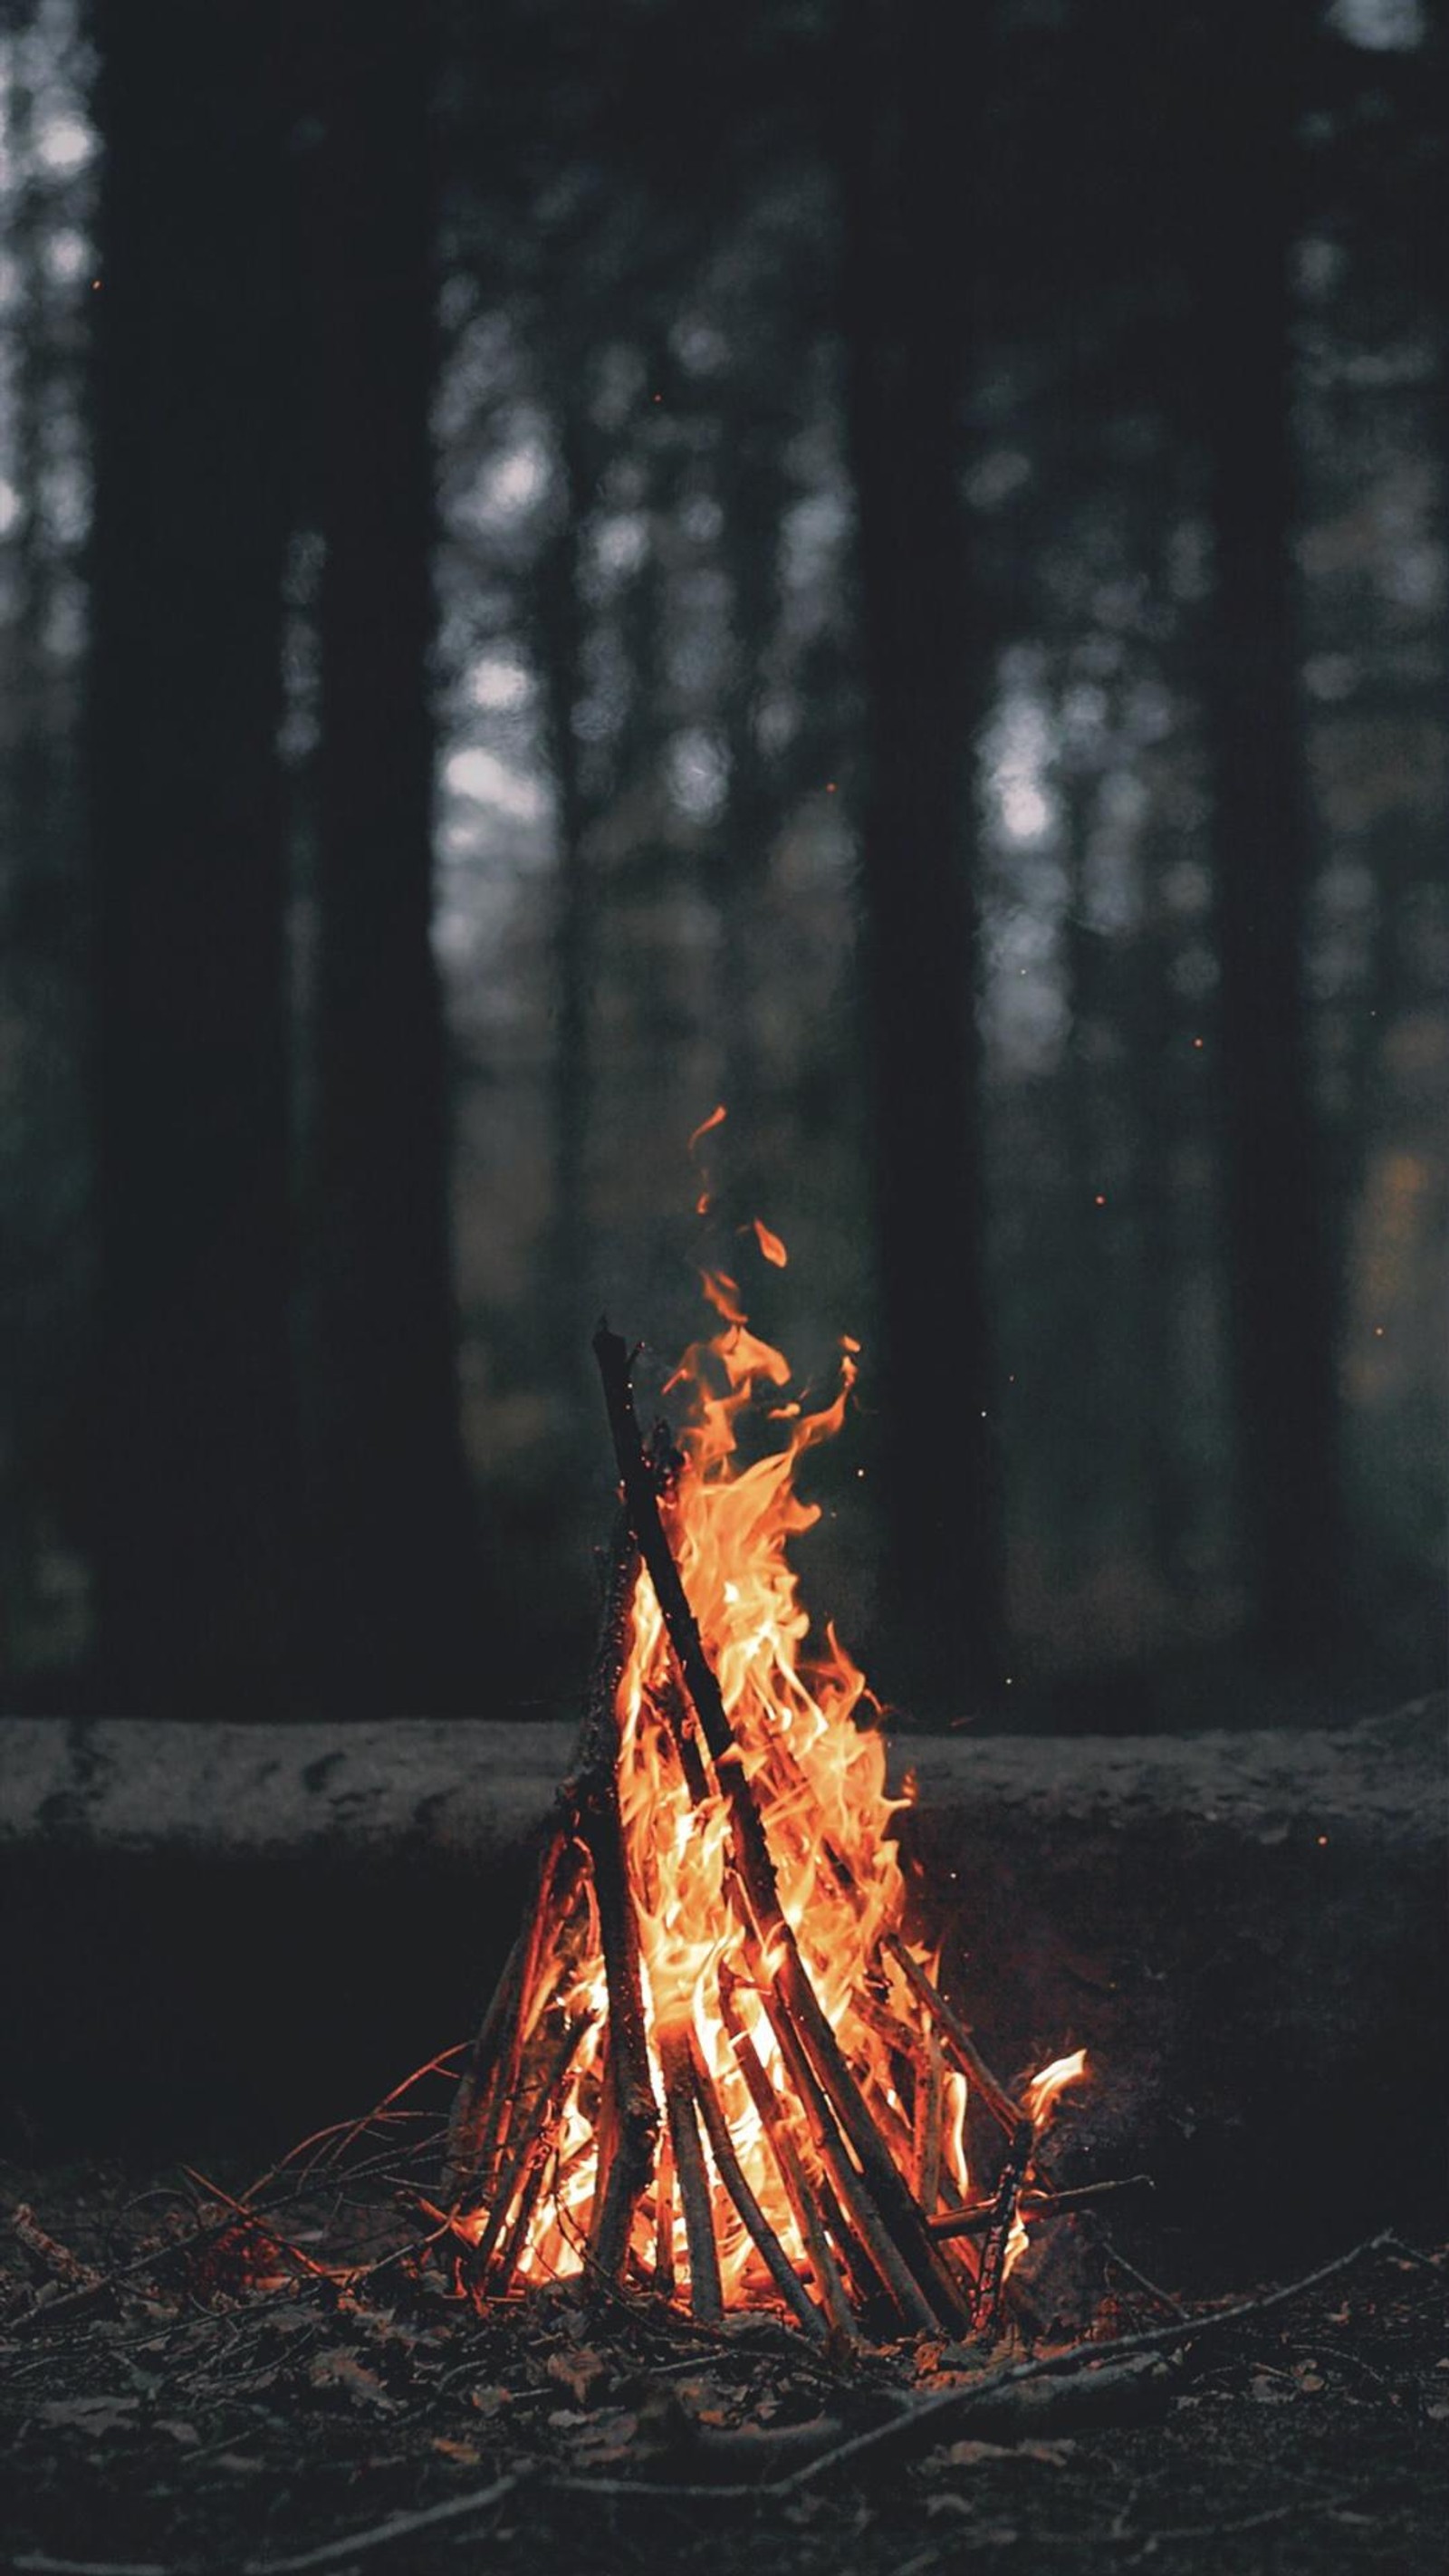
<box><xmin>1</xmin><ymin>1700</ymin><xmax>1443</xmax><ymax>2278</ymax></box>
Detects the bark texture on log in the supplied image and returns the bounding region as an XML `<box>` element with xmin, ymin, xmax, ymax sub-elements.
<box><xmin>3</xmin><ymin>1699</ymin><xmax>1439</xmax><ymax>1861</ymax></box>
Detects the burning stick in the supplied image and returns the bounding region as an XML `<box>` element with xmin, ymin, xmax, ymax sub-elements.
<box><xmin>970</xmin><ymin>2119</ymin><xmax>1034</xmax><ymax>2333</ymax></box>
<box><xmin>470</xmin><ymin>2007</ymin><xmax>596</xmax><ymax>2288</ymax></box>
<box><xmin>683</xmin><ymin>2032</ymin><xmax>827</xmax><ymax>2340</ymax></box>
<box><xmin>659</xmin><ymin>2025</ymin><xmax>723</xmax><ymax>2321</ymax></box>
<box><xmin>717</xmin><ymin>1972</ymin><xmax>856</xmax><ymax>2338</ymax></box>
<box><xmin>912</xmin><ymin>2032</ymin><xmax>945</xmax><ymax>2214</ymax></box>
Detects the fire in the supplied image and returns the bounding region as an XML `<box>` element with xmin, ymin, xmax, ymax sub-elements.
<box><xmin>455</xmin><ymin>1268</ymin><xmax>1085</xmax><ymax>2329</ymax></box>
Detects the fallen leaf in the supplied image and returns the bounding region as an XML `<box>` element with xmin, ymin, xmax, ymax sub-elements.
<box><xmin>573</xmin><ymin>2408</ymin><xmax>640</xmax><ymax>2465</ymax></box>
<box><xmin>306</xmin><ymin>2350</ymin><xmax>400</xmax><ymax>2413</ymax></box>
<box><xmin>546</xmin><ymin>2345</ymin><xmax>609</xmax><ymax>2406</ymax></box>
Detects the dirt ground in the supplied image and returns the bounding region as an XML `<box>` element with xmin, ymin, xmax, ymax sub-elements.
<box><xmin>3</xmin><ymin>2158</ymin><xmax>1445</xmax><ymax>2576</ymax></box>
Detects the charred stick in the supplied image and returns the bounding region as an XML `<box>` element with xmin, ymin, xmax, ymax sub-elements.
<box><xmin>972</xmin><ymin>2122</ymin><xmax>1034</xmax><ymax>2333</ymax></box>
<box><xmin>927</xmin><ymin>2173</ymin><xmax>1156</xmax><ymax>2241</ymax></box>
<box><xmin>684</xmin><ymin>2033</ymin><xmax>826</xmax><ymax>2340</ymax></box>
<box><xmin>659</xmin><ymin>2027</ymin><xmax>723</xmax><ymax>2323</ymax></box>
<box><xmin>717</xmin><ymin>1974</ymin><xmax>856</xmax><ymax>2339</ymax></box>
<box><xmin>593</xmin><ymin>1323</ymin><xmax>968</xmax><ymax>2334</ymax></box>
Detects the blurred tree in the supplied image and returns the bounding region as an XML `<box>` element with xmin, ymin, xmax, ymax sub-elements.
<box><xmin>838</xmin><ymin>0</ymin><xmax>1006</xmax><ymax>1712</ymax></box>
<box><xmin>302</xmin><ymin>0</ymin><xmax>480</xmax><ymax>1714</ymax></box>
<box><xmin>88</xmin><ymin>0</ymin><xmax>298</xmax><ymax>1713</ymax></box>
<box><xmin>1183</xmin><ymin>0</ymin><xmax>1349</xmax><ymax>1669</ymax></box>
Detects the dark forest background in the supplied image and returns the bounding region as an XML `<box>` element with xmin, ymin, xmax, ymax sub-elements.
<box><xmin>0</xmin><ymin>0</ymin><xmax>1443</xmax><ymax>1730</ymax></box>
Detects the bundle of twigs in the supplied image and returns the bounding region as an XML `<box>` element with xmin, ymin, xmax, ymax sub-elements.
<box><xmin>443</xmin><ymin>1326</ymin><xmax>1053</xmax><ymax>2341</ymax></box>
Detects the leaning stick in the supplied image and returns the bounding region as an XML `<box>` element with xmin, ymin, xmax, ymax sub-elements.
<box><xmin>451</xmin><ymin>1825</ymin><xmax>580</xmax><ymax>2209</ymax></box>
<box><xmin>914</xmin><ymin>2031</ymin><xmax>945</xmax><ymax>2215</ymax></box>
<box><xmin>657</xmin><ymin>1669</ymin><xmax>713</xmax><ymax>1805</ymax></box>
<box><xmin>654</xmin><ymin>2121</ymin><xmax>677</xmax><ymax>2299</ymax></box>
<box><xmin>718</xmin><ymin>1972</ymin><xmax>856</xmax><ymax>2338</ymax></box>
<box><xmin>444</xmin><ymin>1925</ymin><xmax>527</xmax><ymax>2197</ymax></box>
<box><xmin>492</xmin><ymin>2138</ymin><xmax>555</xmax><ymax>2294</ymax></box>
<box><xmin>747</xmin><ymin>1946</ymin><xmax>939</xmax><ymax>2331</ymax></box>
<box><xmin>684</xmin><ymin>2033</ymin><xmax>827</xmax><ymax>2340</ymax></box>
<box><xmin>659</xmin><ymin>2027</ymin><xmax>723</xmax><ymax>2322</ymax></box>
<box><xmin>972</xmin><ymin>2121</ymin><xmax>1033</xmax><ymax>2331</ymax></box>
<box><xmin>574</xmin><ymin>1522</ymin><xmax>660</xmax><ymax>2280</ymax></box>
<box><xmin>929</xmin><ymin>2173</ymin><xmax>1156</xmax><ymax>2241</ymax></box>
<box><xmin>593</xmin><ymin>1324</ymin><xmax>970</xmax><ymax>2335</ymax></box>
<box><xmin>470</xmin><ymin>2010</ymin><xmax>595</xmax><ymax>2283</ymax></box>
<box><xmin>585</xmin><ymin>2058</ymin><xmax>620</xmax><ymax>2257</ymax></box>
<box><xmin>879</xmin><ymin>1931</ymin><xmax>1026</xmax><ymax>2140</ymax></box>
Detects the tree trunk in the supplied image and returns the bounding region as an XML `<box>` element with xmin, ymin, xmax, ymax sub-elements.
<box><xmin>305</xmin><ymin>2</ymin><xmax>478</xmax><ymax>1714</ymax></box>
<box><xmin>535</xmin><ymin>402</ymin><xmax>599</xmax><ymax>1438</ymax></box>
<box><xmin>1189</xmin><ymin>3</ymin><xmax>1348</xmax><ymax>1669</ymax></box>
<box><xmin>89</xmin><ymin>2</ymin><xmax>297</xmax><ymax>1713</ymax></box>
<box><xmin>838</xmin><ymin>0</ymin><xmax>1005</xmax><ymax>1714</ymax></box>
<box><xmin>715</xmin><ymin>424</ymin><xmax>786</xmax><ymax>1206</ymax></box>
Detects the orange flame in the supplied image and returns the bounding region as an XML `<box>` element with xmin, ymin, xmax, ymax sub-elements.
<box><xmin>688</xmin><ymin>1103</ymin><xmax>727</xmax><ymax>1153</ymax></box>
<box><xmin>747</xmin><ymin>1216</ymin><xmax>789</xmax><ymax>1268</ymax></box>
<box><xmin>492</xmin><ymin>1268</ymin><xmax>1084</xmax><ymax>2315</ymax></box>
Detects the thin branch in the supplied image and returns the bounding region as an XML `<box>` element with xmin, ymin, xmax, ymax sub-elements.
<box><xmin>551</xmin><ymin>2225</ymin><xmax>1399</xmax><ymax>2503</ymax></box>
<box><xmin>178</xmin><ymin>2169</ymin><xmax>335</xmax><ymax>2281</ymax></box>
<box><xmin>13</xmin><ymin>2557</ymin><xmax>168</xmax><ymax>2576</ymax></box>
<box><xmin>774</xmin><ymin>2225</ymin><xmax>1399</xmax><ymax>2491</ymax></box>
<box><xmin>239</xmin><ymin>2469</ymin><xmax>526</xmax><ymax>2571</ymax></box>
<box><xmin>881</xmin><ymin>1933</ymin><xmax>1025</xmax><ymax>2139</ymax></box>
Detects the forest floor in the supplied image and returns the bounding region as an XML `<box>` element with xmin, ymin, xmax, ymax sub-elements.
<box><xmin>3</xmin><ymin>2162</ymin><xmax>1445</xmax><ymax>2576</ymax></box>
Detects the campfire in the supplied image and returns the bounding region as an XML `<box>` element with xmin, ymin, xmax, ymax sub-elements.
<box><xmin>444</xmin><ymin>1258</ymin><xmax>1085</xmax><ymax>2341</ymax></box>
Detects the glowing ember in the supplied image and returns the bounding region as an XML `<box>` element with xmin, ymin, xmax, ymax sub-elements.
<box><xmin>446</xmin><ymin>1259</ymin><xmax>1086</xmax><ymax>2335</ymax></box>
